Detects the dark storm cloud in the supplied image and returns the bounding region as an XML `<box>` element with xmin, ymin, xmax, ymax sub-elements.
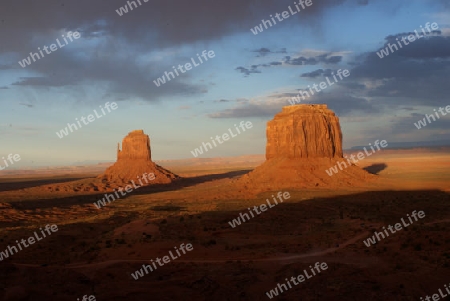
<box><xmin>396</xmin><ymin>34</ymin><xmax>450</xmax><ymax>59</ymax></box>
<box><xmin>3</xmin><ymin>0</ymin><xmax>435</xmax><ymax>106</ymax></box>
<box><xmin>1</xmin><ymin>0</ymin><xmax>368</xmax><ymax>101</ymax></box>
<box><xmin>11</xmin><ymin>46</ymin><xmax>207</xmax><ymax>101</ymax></box>
<box><xmin>1</xmin><ymin>0</ymin><xmax>356</xmax><ymax>55</ymax></box>
<box><xmin>348</xmin><ymin>33</ymin><xmax>450</xmax><ymax>107</ymax></box>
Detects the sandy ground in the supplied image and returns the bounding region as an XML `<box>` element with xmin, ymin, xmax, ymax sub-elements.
<box><xmin>0</xmin><ymin>149</ymin><xmax>449</xmax><ymax>301</ymax></box>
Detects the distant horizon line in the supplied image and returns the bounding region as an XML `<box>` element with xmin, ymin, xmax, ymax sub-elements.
<box><xmin>1</xmin><ymin>144</ymin><xmax>449</xmax><ymax>171</ymax></box>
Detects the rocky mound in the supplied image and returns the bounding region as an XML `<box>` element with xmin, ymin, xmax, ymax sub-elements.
<box><xmin>238</xmin><ymin>104</ymin><xmax>374</xmax><ymax>191</ymax></box>
<box><xmin>98</xmin><ymin>130</ymin><xmax>178</xmax><ymax>186</ymax></box>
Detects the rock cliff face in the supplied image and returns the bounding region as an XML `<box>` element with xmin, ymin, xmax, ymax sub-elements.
<box><xmin>98</xmin><ymin>130</ymin><xmax>177</xmax><ymax>185</ymax></box>
<box><xmin>266</xmin><ymin>104</ymin><xmax>343</xmax><ymax>160</ymax></box>
<box><xmin>117</xmin><ymin>130</ymin><xmax>151</xmax><ymax>161</ymax></box>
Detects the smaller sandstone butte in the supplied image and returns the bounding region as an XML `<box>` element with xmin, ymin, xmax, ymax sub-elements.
<box><xmin>237</xmin><ymin>104</ymin><xmax>374</xmax><ymax>191</ymax></box>
<box><xmin>266</xmin><ymin>104</ymin><xmax>343</xmax><ymax>160</ymax></box>
<box><xmin>117</xmin><ymin>130</ymin><xmax>151</xmax><ymax>161</ymax></box>
<box><xmin>98</xmin><ymin>130</ymin><xmax>178</xmax><ymax>186</ymax></box>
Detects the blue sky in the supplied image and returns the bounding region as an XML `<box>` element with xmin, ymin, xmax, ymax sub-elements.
<box><xmin>1</xmin><ymin>0</ymin><xmax>449</xmax><ymax>167</ymax></box>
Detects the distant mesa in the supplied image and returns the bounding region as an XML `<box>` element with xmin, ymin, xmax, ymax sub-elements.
<box><xmin>98</xmin><ymin>130</ymin><xmax>178</xmax><ymax>186</ymax></box>
<box><xmin>238</xmin><ymin>104</ymin><xmax>374</xmax><ymax>191</ymax></box>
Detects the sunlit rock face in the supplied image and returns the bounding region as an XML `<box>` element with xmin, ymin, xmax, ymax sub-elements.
<box><xmin>117</xmin><ymin>130</ymin><xmax>151</xmax><ymax>161</ymax></box>
<box><xmin>266</xmin><ymin>105</ymin><xmax>343</xmax><ymax>160</ymax></box>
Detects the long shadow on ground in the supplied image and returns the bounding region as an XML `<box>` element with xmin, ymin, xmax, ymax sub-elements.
<box><xmin>363</xmin><ymin>163</ymin><xmax>388</xmax><ymax>175</ymax></box>
<box><xmin>0</xmin><ymin>177</ymin><xmax>92</xmax><ymax>192</ymax></box>
<box><xmin>4</xmin><ymin>170</ymin><xmax>252</xmax><ymax>212</ymax></box>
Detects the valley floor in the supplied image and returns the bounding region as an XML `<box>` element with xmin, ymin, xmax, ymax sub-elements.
<box><xmin>0</xmin><ymin>149</ymin><xmax>449</xmax><ymax>301</ymax></box>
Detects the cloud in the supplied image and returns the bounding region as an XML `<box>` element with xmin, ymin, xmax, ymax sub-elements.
<box><xmin>208</xmin><ymin>88</ymin><xmax>379</xmax><ymax>119</ymax></box>
<box><xmin>284</xmin><ymin>53</ymin><xmax>343</xmax><ymax>66</ymax></box>
<box><xmin>208</xmin><ymin>99</ymin><xmax>283</xmax><ymax>119</ymax></box>
<box><xmin>253</xmin><ymin>48</ymin><xmax>271</xmax><ymax>57</ymax></box>
<box><xmin>9</xmin><ymin>43</ymin><xmax>208</xmax><ymax>102</ymax></box>
<box><xmin>252</xmin><ymin>47</ymin><xmax>287</xmax><ymax>57</ymax></box>
<box><xmin>324</xmin><ymin>32</ymin><xmax>450</xmax><ymax>110</ymax></box>
<box><xmin>1</xmin><ymin>0</ymin><xmax>358</xmax><ymax>55</ymax></box>
<box><xmin>300</xmin><ymin>68</ymin><xmax>334</xmax><ymax>78</ymax></box>
<box><xmin>0</xmin><ymin>0</ymin><xmax>376</xmax><ymax>101</ymax></box>
<box><xmin>235</xmin><ymin>66</ymin><xmax>261</xmax><ymax>76</ymax></box>
<box><xmin>236</xmin><ymin>52</ymin><xmax>344</xmax><ymax>77</ymax></box>
<box><xmin>217</xmin><ymin>29</ymin><xmax>450</xmax><ymax>120</ymax></box>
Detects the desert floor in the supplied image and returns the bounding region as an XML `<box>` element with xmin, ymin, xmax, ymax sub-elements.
<box><xmin>0</xmin><ymin>149</ymin><xmax>449</xmax><ymax>301</ymax></box>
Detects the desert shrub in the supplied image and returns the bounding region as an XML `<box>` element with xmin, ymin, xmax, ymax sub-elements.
<box><xmin>115</xmin><ymin>238</ymin><xmax>126</xmax><ymax>244</ymax></box>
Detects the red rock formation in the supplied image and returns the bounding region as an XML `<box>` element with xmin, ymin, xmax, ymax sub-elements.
<box><xmin>266</xmin><ymin>104</ymin><xmax>343</xmax><ymax>160</ymax></box>
<box><xmin>117</xmin><ymin>130</ymin><xmax>151</xmax><ymax>161</ymax></box>
<box><xmin>98</xmin><ymin>130</ymin><xmax>178</xmax><ymax>185</ymax></box>
<box><xmin>237</xmin><ymin>104</ymin><xmax>374</xmax><ymax>191</ymax></box>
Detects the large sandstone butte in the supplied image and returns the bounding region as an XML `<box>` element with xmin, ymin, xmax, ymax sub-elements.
<box><xmin>238</xmin><ymin>104</ymin><xmax>374</xmax><ymax>191</ymax></box>
<box><xmin>266</xmin><ymin>104</ymin><xmax>343</xmax><ymax>160</ymax></box>
<box><xmin>98</xmin><ymin>130</ymin><xmax>178</xmax><ymax>185</ymax></box>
